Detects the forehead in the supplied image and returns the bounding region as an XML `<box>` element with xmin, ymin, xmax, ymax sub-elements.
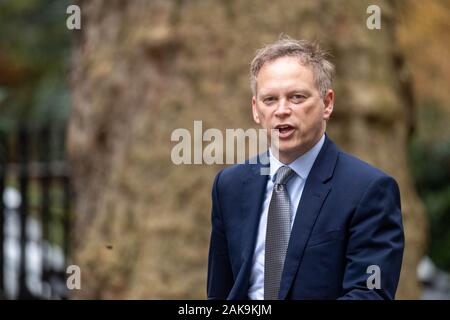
<box><xmin>256</xmin><ymin>56</ymin><xmax>315</xmax><ymax>93</ymax></box>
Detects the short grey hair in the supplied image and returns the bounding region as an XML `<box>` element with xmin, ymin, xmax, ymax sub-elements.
<box><xmin>250</xmin><ymin>37</ymin><xmax>335</xmax><ymax>97</ymax></box>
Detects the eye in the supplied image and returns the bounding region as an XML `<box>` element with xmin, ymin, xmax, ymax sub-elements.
<box><xmin>290</xmin><ymin>94</ymin><xmax>306</xmax><ymax>103</ymax></box>
<box><xmin>263</xmin><ymin>97</ymin><xmax>276</xmax><ymax>105</ymax></box>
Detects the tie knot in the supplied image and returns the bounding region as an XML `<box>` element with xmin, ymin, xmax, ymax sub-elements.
<box><xmin>274</xmin><ymin>166</ymin><xmax>294</xmax><ymax>185</ymax></box>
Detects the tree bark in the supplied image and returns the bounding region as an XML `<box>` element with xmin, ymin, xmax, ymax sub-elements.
<box><xmin>68</xmin><ymin>0</ymin><xmax>426</xmax><ymax>298</ymax></box>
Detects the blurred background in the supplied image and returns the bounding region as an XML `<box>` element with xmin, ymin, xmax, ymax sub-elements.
<box><xmin>0</xmin><ymin>0</ymin><xmax>448</xmax><ymax>299</ymax></box>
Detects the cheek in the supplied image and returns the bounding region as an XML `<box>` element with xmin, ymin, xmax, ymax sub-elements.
<box><xmin>302</xmin><ymin>101</ymin><xmax>323</xmax><ymax>122</ymax></box>
<box><xmin>258</xmin><ymin>109</ymin><xmax>272</xmax><ymax>124</ymax></box>
<box><xmin>257</xmin><ymin>112</ymin><xmax>266</xmax><ymax>124</ymax></box>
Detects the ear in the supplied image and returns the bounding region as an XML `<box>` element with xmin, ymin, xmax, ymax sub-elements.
<box><xmin>322</xmin><ymin>89</ymin><xmax>334</xmax><ymax>121</ymax></box>
<box><xmin>252</xmin><ymin>96</ymin><xmax>260</xmax><ymax>124</ymax></box>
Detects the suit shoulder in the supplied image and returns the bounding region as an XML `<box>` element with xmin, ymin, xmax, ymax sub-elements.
<box><xmin>333</xmin><ymin>151</ymin><xmax>401</xmax><ymax>211</ymax></box>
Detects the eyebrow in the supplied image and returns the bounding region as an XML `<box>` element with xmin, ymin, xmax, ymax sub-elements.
<box><xmin>259</xmin><ymin>89</ymin><xmax>311</xmax><ymax>98</ymax></box>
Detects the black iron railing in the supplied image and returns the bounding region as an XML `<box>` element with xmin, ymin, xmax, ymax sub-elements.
<box><xmin>0</xmin><ymin>125</ymin><xmax>72</xmax><ymax>299</ymax></box>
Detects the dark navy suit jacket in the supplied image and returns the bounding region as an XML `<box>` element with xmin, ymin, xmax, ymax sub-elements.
<box><xmin>207</xmin><ymin>135</ymin><xmax>404</xmax><ymax>300</ymax></box>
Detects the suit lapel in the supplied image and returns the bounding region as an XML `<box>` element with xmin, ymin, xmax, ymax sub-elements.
<box><xmin>241</xmin><ymin>167</ymin><xmax>269</xmax><ymax>262</ymax></box>
<box><xmin>278</xmin><ymin>178</ymin><xmax>331</xmax><ymax>299</ymax></box>
<box><xmin>228</xmin><ymin>160</ymin><xmax>268</xmax><ymax>299</ymax></box>
<box><xmin>279</xmin><ymin>136</ymin><xmax>339</xmax><ymax>299</ymax></box>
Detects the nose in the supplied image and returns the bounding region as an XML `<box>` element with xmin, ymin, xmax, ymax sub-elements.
<box><xmin>274</xmin><ymin>98</ymin><xmax>291</xmax><ymax>117</ymax></box>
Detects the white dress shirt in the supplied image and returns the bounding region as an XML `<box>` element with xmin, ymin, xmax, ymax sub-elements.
<box><xmin>248</xmin><ymin>134</ymin><xmax>325</xmax><ymax>299</ymax></box>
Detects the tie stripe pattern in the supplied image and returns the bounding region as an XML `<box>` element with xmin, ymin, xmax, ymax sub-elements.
<box><xmin>264</xmin><ymin>166</ymin><xmax>295</xmax><ymax>300</ymax></box>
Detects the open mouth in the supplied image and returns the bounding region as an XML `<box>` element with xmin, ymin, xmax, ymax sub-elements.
<box><xmin>275</xmin><ymin>124</ymin><xmax>295</xmax><ymax>139</ymax></box>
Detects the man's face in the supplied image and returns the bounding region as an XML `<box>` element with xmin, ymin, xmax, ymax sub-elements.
<box><xmin>252</xmin><ymin>56</ymin><xmax>334</xmax><ymax>164</ymax></box>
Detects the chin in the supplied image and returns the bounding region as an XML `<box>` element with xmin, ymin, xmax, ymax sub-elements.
<box><xmin>275</xmin><ymin>145</ymin><xmax>299</xmax><ymax>159</ymax></box>
<box><xmin>278</xmin><ymin>140</ymin><xmax>300</xmax><ymax>152</ymax></box>
<box><xmin>277</xmin><ymin>141</ymin><xmax>308</xmax><ymax>158</ymax></box>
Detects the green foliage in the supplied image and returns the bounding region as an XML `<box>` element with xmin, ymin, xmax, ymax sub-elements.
<box><xmin>410</xmin><ymin>103</ymin><xmax>450</xmax><ymax>271</ymax></box>
<box><xmin>0</xmin><ymin>0</ymin><xmax>71</xmax><ymax>131</ymax></box>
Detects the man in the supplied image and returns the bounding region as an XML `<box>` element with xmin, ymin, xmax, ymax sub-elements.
<box><xmin>207</xmin><ymin>38</ymin><xmax>404</xmax><ymax>300</ymax></box>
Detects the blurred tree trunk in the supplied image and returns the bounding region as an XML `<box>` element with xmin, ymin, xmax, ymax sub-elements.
<box><xmin>68</xmin><ymin>0</ymin><xmax>426</xmax><ymax>299</ymax></box>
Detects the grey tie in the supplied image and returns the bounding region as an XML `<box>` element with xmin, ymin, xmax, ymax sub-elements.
<box><xmin>264</xmin><ymin>166</ymin><xmax>295</xmax><ymax>300</ymax></box>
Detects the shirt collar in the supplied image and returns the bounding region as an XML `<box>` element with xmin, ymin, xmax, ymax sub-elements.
<box><xmin>269</xmin><ymin>134</ymin><xmax>325</xmax><ymax>182</ymax></box>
